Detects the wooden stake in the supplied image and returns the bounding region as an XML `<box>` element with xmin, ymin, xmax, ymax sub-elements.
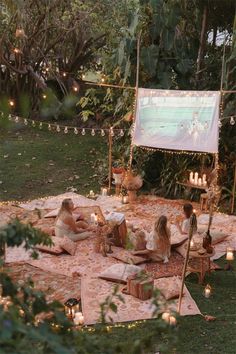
<box><xmin>108</xmin><ymin>128</ymin><xmax>113</xmax><ymax>193</ymax></box>
<box><xmin>178</xmin><ymin>214</ymin><xmax>196</xmax><ymax>314</ymax></box>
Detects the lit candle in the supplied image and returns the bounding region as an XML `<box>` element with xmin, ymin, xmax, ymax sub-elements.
<box><xmin>204</xmin><ymin>284</ymin><xmax>212</xmax><ymax>298</ymax></box>
<box><xmin>198</xmin><ymin>178</ymin><xmax>202</xmax><ymax>186</ymax></box>
<box><xmin>194</xmin><ymin>172</ymin><xmax>198</xmax><ymax>185</ymax></box>
<box><xmin>190</xmin><ymin>239</ymin><xmax>195</xmax><ymax>250</ymax></box>
<box><xmin>202</xmin><ymin>174</ymin><xmax>206</xmax><ymax>183</ymax></box>
<box><xmin>226</xmin><ymin>248</ymin><xmax>234</xmax><ymax>261</ymax></box>
<box><xmin>90</xmin><ymin>213</ymin><xmax>96</xmax><ymax>223</ymax></box>
<box><xmin>89</xmin><ymin>190</ymin><xmax>94</xmax><ymax>197</ymax></box>
<box><xmin>189</xmin><ymin>172</ymin><xmax>194</xmax><ymax>183</ymax></box>
<box><xmin>122</xmin><ymin>196</ymin><xmax>129</xmax><ymax>204</ymax></box>
<box><xmin>169</xmin><ymin>315</ymin><xmax>177</xmax><ymax>326</ymax></box>
<box><xmin>101</xmin><ymin>188</ymin><xmax>108</xmax><ymax>196</ymax></box>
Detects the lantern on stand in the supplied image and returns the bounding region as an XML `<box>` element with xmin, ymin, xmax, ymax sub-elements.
<box><xmin>64</xmin><ymin>298</ymin><xmax>80</xmax><ymax>320</ymax></box>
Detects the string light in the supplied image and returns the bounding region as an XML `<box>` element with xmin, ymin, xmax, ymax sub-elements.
<box><xmin>91</xmin><ymin>129</ymin><xmax>95</xmax><ymax>136</ymax></box>
<box><xmin>110</xmin><ymin>127</ymin><xmax>114</xmax><ymax>137</ymax></box>
<box><xmin>13</xmin><ymin>48</ymin><xmax>21</xmax><ymax>54</ymax></box>
<box><xmin>56</xmin><ymin>125</ymin><xmax>60</xmax><ymax>132</ymax></box>
<box><xmin>15</xmin><ymin>116</ymin><xmax>19</xmax><ymax>123</ymax></box>
<box><xmin>101</xmin><ymin>129</ymin><xmax>105</xmax><ymax>136</ymax></box>
<box><xmin>24</xmin><ymin>119</ymin><xmax>28</xmax><ymax>125</ymax></box>
<box><xmin>218</xmin><ymin>121</ymin><xmax>222</xmax><ymax>128</ymax></box>
<box><xmin>81</xmin><ymin>128</ymin><xmax>86</xmax><ymax>135</ymax></box>
<box><xmin>119</xmin><ymin>129</ymin><xmax>124</xmax><ymax>137</ymax></box>
<box><xmin>48</xmin><ymin>124</ymin><xmax>51</xmax><ymax>131</ymax></box>
<box><xmin>64</xmin><ymin>126</ymin><xmax>68</xmax><ymax>134</ymax></box>
<box><xmin>9</xmin><ymin>100</ymin><xmax>15</xmax><ymax>107</ymax></box>
<box><xmin>62</xmin><ymin>72</ymin><xmax>67</xmax><ymax>77</ymax></box>
<box><xmin>74</xmin><ymin>127</ymin><xmax>78</xmax><ymax>135</ymax></box>
<box><xmin>82</xmin><ymin>74</ymin><xmax>86</xmax><ymax>80</ymax></box>
<box><xmin>42</xmin><ymin>94</ymin><xmax>47</xmax><ymax>99</ymax></box>
<box><xmin>230</xmin><ymin>116</ymin><xmax>235</xmax><ymax>125</ymax></box>
<box><xmin>32</xmin><ymin>120</ymin><xmax>36</xmax><ymax>127</ymax></box>
<box><xmin>73</xmin><ymin>86</ymin><xmax>78</xmax><ymax>92</ymax></box>
<box><xmin>39</xmin><ymin>122</ymin><xmax>43</xmax><ymax>129</ymax></box>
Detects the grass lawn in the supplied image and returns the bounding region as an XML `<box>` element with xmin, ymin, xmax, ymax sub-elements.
<box><xmin>1</xmin><ymin>125</ymin><xmax>236</xmax><ymax>353</ymax></box>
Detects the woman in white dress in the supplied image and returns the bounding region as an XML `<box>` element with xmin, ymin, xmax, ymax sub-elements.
<box><xmin>55</xmin><ymin>198</ymin><xmax>93</xmax><ymax>241</ymax></box>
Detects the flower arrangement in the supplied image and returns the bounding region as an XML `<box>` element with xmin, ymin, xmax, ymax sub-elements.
<box><xmin>122</xmin><ymin>171</ymin><xmax>143</xmax><ymax>191</ymax></box>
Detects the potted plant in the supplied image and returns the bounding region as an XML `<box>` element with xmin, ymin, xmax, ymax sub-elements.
<box><xmin>122</xmin><ymin>171</ymin><xmax>143</xmax><ymax>202</ymax></box>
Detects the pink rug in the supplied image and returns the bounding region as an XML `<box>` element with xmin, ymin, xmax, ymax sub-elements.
<box><xmin>81</xmin><ymin>276</ymin><xmax>201</xmax><ymax>325</ymax></box>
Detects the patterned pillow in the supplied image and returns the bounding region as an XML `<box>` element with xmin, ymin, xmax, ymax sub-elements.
<box><xmin>36</xmin><ymin>237</ymin><xmax>64</xmax><ymax>255</ymax></box>
<box><xmin>155</xmin><ymin>276</ymin><xmax>182</xmax><ymax>300</ymax></box>
<box><xmin>60</xmin><ymin>236</ymin><xmax>77</xmax><ymax>256</ymax></box>
<box><xmin>99</xmin><ymin>264</ymin><xmax>142</xmax><ymax>284</ymax></box>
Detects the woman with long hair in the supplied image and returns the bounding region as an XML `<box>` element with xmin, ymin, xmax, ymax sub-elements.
<box><xmin>55</xmin><ymin>198</ymin><xmax>93</xmax><ymax>241</ymax></box>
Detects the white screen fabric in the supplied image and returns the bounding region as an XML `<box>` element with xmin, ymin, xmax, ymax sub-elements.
<box><xmin>132</xmin><ymin>89</ymin><xmax>220</xmax><ymax>153</ymax></box>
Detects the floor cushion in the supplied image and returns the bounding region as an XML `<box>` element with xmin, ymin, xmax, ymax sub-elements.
<box><xmin>36</xmin><ymin>237</ymin><xmax>64</xmax><ymax>255</ymax></box>
<box><xmin>155</xmin><ymin>276</ymin><xmax>182</xmax><ymax>300</ymax></box>
<box><xmin>60</xmin><ymin>236</ymin><xmax>77</xmax><ymax>256</ymax></box>
<box><xmin>99</xmin><ymin>264</ymin><xmax>142</xmax><ymax>284</ymax></box>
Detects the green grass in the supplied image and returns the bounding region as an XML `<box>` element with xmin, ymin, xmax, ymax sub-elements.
<box><xmin>1</xmin><ymin>125</ymin><xmax>236</xmax><ymax>353</ymax></box>
<box><xmin>0</xmin><ymin>124</ymin><xmax>108</xmax><ymax>201</ymax></box>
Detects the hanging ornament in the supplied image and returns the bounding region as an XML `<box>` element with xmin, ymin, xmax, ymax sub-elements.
<box><xmin>56</xmin><ymin>125</ymin><xmax>60</xmax><ymax>132</ymax></box>
<box><xmin>64</xmin><ymin>126</ymin><xmax>68</xmax><ymax>134</ymax></box>
<box><xmin>91</xmin><ymin>129</ymin><xmax>95</xmax><ymax>136</ymax></box>
<box><xmin>230</xmin><ymin>116</ymin><xmax>235</xmax><ymax>126</ymax></box>
<box><xmin>81</xmin><ymin>128</ymin><xmax>86</xmax><ymax>136</ymax></box>
<box><xmin>32</xmin><ymin>120</ymin><xmax>36</xmax><ymax>127</ymax></box>
<box><xmin>24</xmin><ymin>119</ymin><xmax>28</xmax><ymax>125</ymax></box>
<box><xmin>39</xmin><ymin>122</ymin><xmax>43</xmax><ymax>129</ymax></box>
<box><xmin>101</xmin><ymin>129</ymin><xmax>105</xmax><ymax>136</ymax></box>
<box><xmin>74</xmin><ymin>127</ymin><xmax>78</xmax><ymax>135</ymax></box>
<box><xmin>15</xmin><ymin>116</ymin><xmax>19</xmax><ymax>123</ymax></box>
<box><xmin>48</xmin><ymin>124</ymin><xmax>51</xmax><ymax>131</ymax></box>
<box><xmin>218</xmin><ymin>120</ymin><xmax>222</xmax><ymax>128</ymax></box>
<box><xmin>119</xmin><ymin>129</ymin><xmax>124</xmax><ymax>137</ymax></box>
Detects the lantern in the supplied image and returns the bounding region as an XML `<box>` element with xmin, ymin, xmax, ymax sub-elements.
<box><xmin>203</xmin><ymin>284</ymin><xmax>212</xmax><ymax>298</ymax></box>
<box><xmin>64</xmin><ymin>298</ymin><xmax>80</xmax><ymax>319</ymax></box>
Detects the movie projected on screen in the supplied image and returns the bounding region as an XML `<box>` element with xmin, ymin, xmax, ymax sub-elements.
<box><xmin>132</xmin><ymin>89</ymin><xmax>220</xmax><ymax>153</ymax></box>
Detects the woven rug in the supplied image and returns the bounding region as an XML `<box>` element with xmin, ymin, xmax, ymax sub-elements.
<box><xmin>81</xmin><ymin>276</ymin><xmax>201</xmax><ymax>325</ymax></box>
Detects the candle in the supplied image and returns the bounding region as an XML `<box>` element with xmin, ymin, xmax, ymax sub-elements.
<box><xmin>169</xmin><ymin>315</ymin><xmax>177</xmax><ymax>326</ymax></box>
<box><xmin>190</xmin><ymin>239</ymin><xmax>195</xmax><ymax>250</ymax></box>
<box><xmin>202</xmin><ymin>174</ymin><xmax>206</xmax><ymax>183</ymax></box>
<box><xmin>226</xmin><ymin>248</ymin><xmax>234</xmax><ymax>261</ymax></box>
<box><xmin>194</xmin><ymin>172</ymin><xmax>198</xmax><ymax>185</ymax></box>
<box><xmin>101</xmin><ymin>188</ymin><xmax>108</xmax><ymax>196</ymax></box>
<box><xmin>122</xmin><ymin>196</ymin><xmax>129</xmax><ymax>204</ymax></box>
<box><xmin>204</xmin><ymin>284</ymin><xmax>212</xmax><ymax>298</ymax></box>
<box><xmin>89</xmin><ymin>190</ymin><xmax>95</xmax><ymax>197</ymax></box>
<box><xmin>198</xmin><ymin>178</ymin><xmax>202</xmax><ymax>186</ymax></box>
<box><xmin>74</xmin><ymin>312</ymin><xmax>84</xmax><ymax>325</ymax></box>
<box><xmin>203</xmin><ymin>180</ymin><xmax>207</xmax><ymax>187</ymax></box>
<box><xmin>189</xmin><ymin>171</ymin><xmax>194</xmax><ymax>183</ymax></box>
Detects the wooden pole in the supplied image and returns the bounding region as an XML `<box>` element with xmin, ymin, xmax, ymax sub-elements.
<box><xmin>231</xmin><ymin>164</ymin><xmax>236</xmax><ymax>214</ymax></box>
<box><xmin>108</xmin><ymin>127</ymin><xmax>113</xmax><ymax>193</ymax></box>
<box><xmin>178</xmin><ymin>214</ymin><xmax>196</xmax><ymax>314</ymax></box>
<box><xmin>129</xmin><ymin>31</ymin><xmax>142</xmax><ymax>170</ymax></box>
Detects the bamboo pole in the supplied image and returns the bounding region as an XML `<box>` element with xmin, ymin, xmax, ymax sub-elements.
<box><xmin>178</xmin><ymin>214</ymin><xmax>196</xmax><ymax>314</ymax></box>
<box><xmin>108</xmin><ymin>128</ymin><xmax>113</xmax><ymax>193</ymax></box>
<box><xmin>231</xmin><ymin>164</ymin><xmax>236</xmax><ymax>214</ymax></box>
<box><xmin>128</xmin><ymin>31</ymin><xmax>142</xmax><ymax>170</ymax></box>
<box><xmin>84</xmin><ymin>81</ymin><xmax>135</xmax><ymax>91</ymax></box>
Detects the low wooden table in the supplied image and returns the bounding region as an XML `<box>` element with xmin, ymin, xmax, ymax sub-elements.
<box><xmin>177</xmin><ymin>181</ymin><xmax>207</xmax><ymax>191</ymax></box>
<box><xmin>187</xmin><ymin>248</ymin><xmax>215</xmax><ymax>284</ymax></box>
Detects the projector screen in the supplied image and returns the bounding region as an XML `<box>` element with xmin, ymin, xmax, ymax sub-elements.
<box><xmin>132</xmin><ymin>89</ymin><xmax>220</xmax><ymax>153</ymax></box>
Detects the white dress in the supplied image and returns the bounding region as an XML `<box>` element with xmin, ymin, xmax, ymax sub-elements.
<box><xmin>55</xmin><ymin>219</ymin><xmax>89</xmax><ymax>241</ymax></box>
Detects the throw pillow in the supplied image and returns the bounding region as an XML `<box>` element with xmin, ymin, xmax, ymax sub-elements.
<box><xmin>36</xmin><ymin>237</ymin><xmax>64</xmax><ymax>255</ymax></box>
<box><xmin>60</xmin><ymin>236</ymin><xmax>77</xmax><ymax>256</ymax></box>
<box><xmin>155</xmin><ymin>276</ymin><xmax>182</xmax><ymax>300</ymax></box>
<box><xmin>99</xmin><ymin>264</ymin><xmax>142</xmax><ymax>284</ymax></box>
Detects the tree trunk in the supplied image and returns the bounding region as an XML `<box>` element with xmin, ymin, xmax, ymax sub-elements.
<box><xmin>195</xmin><ymin>5</ymin><xmax>208</xmax><ymax>85</ymax></box>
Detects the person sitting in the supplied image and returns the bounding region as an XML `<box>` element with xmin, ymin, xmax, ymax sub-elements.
<box><xmin>55</xmin><ymin>198</ymin><xmax>94</xmax><ymax>241</ymax></box>
<box><xmin>133</xmin><ymin>215</ymin><xmax>171</xmax><ymax>263</ymax></box>
<box><xmin>176</xmin><ymin>203</ymin><xmax>197</xmax><ymax>235</ymax></box>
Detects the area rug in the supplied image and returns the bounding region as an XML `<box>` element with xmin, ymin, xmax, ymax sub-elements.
<box><xmin>81</xmin><ymin>276</ymin><xmax>201</xmax><ymax>325</ymax></box>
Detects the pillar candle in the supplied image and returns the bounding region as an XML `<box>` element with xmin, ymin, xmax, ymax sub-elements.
<box><xmin>189</xmin><ymin>172</ymin><xmax>194</xmax><ymax>183</ymax></box>
<box><xmin>194</xmin><ymin>172</ymin><xmax>198</xmax><ymax>185</ymax></box>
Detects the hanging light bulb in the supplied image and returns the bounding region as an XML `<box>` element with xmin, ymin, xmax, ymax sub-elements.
<box><xmin>81</xmin><ymin>128</ymin><xmax>86</xmax><ymax>135</ymax></box>
<box><xmin>48</xmin><ymin>124</ymin><xmax>51</xmax><ymax>131</ymax></box>
<box><xmin>218</xmin><ymin>120</ymin><xmax>222</xmax><ymax>128</ymax></box>
<box><xmin>101</xmin><ymin>129</ymin><xmax>105</xmax><ymax>136</ymax></box>
<box><xmin>82</xmin><ymin>74</ymin><xmax>85</xmax><ymax>80</ymax></box>
<box><xmin>9</xmin><ymin>99</ymin><xmax>15</xmax><ymax>107</ymax></box>
<box><xmin>64</xmin><ymin>126</ymin><xmax>68</xmax><ymax>134</ymax></box>
<box><xmin>39</xmin><ymin>122</ymin><xmax>43</xmax><ymax>129</ymax></box>
<box><xmin>56</xmin><ymin>125</ymin><xmax>60</xmax><ymax>132</ymax></box>
<box><xmin>74</xmin><ymin>127</ymin><xmax>78</xmax><ymax>135</ymax></box>
<box><xmin>119</xmin><ymin>129</ymin><xmax>124</xmax><ymax>137</ymax></box>
<box><xmin>204</xmin><ymin>121</ymin><xmax>209</xmax><ymax>129</ymax></box>
<box><xmin>73</xmin><ymin>86</ymin><xmax>78</xmax><ymax>92</ymax></box>
<box><xmin>230</xmin><ymin>116</ymin><xmax>235</xmax><ymax>126</ymax></box>
<box><xmin>62</xmin><ymin>72</ymin><xmax>67</xmax><ymax>77</ymax></box>
<box><xmin>91</xmin><ymin>129</ymin><xmax>95</xmax><ymax>136</ymax></box>
<box><xmin>15</xmin><ymin>116</ymin><xmax>19</xmax><ymax>123</ymax></box>
<box><xmin>110</xmin><ymin>127</ymin><xmax>114</xmax><ymax>137</ymax></box>
<box><xmin>32</xmin><ymin>120</ymin><xmax>36</xmax><ymax>127</ymax></box>
<box><xmin>24</xmin><ymin>119</ymin><xmax>28</xmax><ymax>125</ymax></box>
<box><xmin>42</xmin><ymin>94</ymin><xmax>47</xmax><ymax>99</ymax></box>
